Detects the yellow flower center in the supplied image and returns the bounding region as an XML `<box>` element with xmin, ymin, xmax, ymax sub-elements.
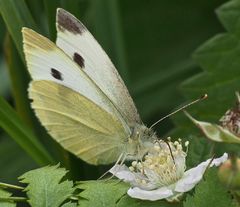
<box><xmin>129</xmin><ymin>138</ymin><xmax>188</xmax><ymax>188</ymax></box>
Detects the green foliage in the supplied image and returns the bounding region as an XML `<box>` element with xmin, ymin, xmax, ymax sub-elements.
<box><xmin>89</xmin><ymin>0</ymin><xmax>128</xmax><ymax>83</ymax></box>
<box><xmin>116</xmin><ymin>195</ymin><xmax>182</xmax><ymax>207</ymax></box>
<box><xmin>0</xmin><ymin>0</ymin><xmax>55</xmax><ymax>168</ymax></box>
<box><xmin>0</xmin><ymin>0</ymin><xmax>227</xmax><ymax>182</ymax></box>
<box><xmin>0</xmin><ymin>189</ymin><xmax>16</xmax><ymax>207</ymax></box>
<box><xmin>171</xmin><ymin>0</ymin><xmax>240</xmax><ymax>156</ymax></box>
<box><xmin>173</xmin><ymin>0</ymin><xmax>240</xmax><ymax>128</ymax></box>
<box><xmin>77</xmin><ymin>180</ymin><xmax>129</xmax><ymax>207</ymax></box>
<box><xmin>184</xmin><ymin>169</ymin><xmax>235</xmax><ymax>207</ymax></box>
<box><xmin>62</xmin><ymin>202</ymin><xmax>78</xmax><ymax>207</ymax></box>
<box><xmin>0</xmin><ymin>58</ymin><xmax>10</xmax><ymax>97</ymax></box>
<box><xmin>19</xmin><ymin>165</ymin><xmax>74</xmax><ymax>207</ymax></box>
<box><xmin>4</xmin><ymin>36</ymin><xmax>34</xmax><ymax>128</ymax></box>
<box><xmin>127</xmin><ymin>0</ymin><xmax>225</xmax><ymax>120</ymax></box>
<box><xmin>0</xmin><ymin>164</ymin><xmax>236</xmax><ymax>207</ymax></box>
<box><xmin>0</xmin><ymin>96</ymin><xmax>53</xmax><ymax>165</ymax></box>
<box><xmin>0</xmin><ymin>0</ymin><xmax>37</xmax><ymax>61</ymax></box>
<box><xmin>0</xmin><ymin>0</ymin><xmax>240</xmax><ymax>206</ymax></box>
<box><xmin>185</xmin><ymin>136</ymin><xmax>212</xmax><ymax>168</ymax></box>
<box><xmin>43</xmin><ymin>0</ymin><xmax>59</xmax><ymax>40</ymax></box>
<box><xmin>0</xmin><ymin>135</ymin><xmax>36</xmax><ymax>183</ymax></box>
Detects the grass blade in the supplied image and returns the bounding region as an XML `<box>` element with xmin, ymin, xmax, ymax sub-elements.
<box><xmin>0</xmin><ymin>0</ymin><xmax>37</xmax><ymax>61</ymax></box>
<box><xmin>0</xmin><ymin>96</ymin><xmax>54</xmax><ymax>165</ymax></box>
<box><xmin>43</xmin><ymin>0</ymin><xmax>59</xmax><ymax>41</ymax></box>
<box><xmin>4</xmin><ymin>35</ymin><xmax>35</xmax><ymax>128</ymax></box>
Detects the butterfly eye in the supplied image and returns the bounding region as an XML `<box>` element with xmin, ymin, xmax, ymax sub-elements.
<box><xmin>51</xmin><ymin>68</ymin><xmax>63</xmax><ymax>80</ymax></box>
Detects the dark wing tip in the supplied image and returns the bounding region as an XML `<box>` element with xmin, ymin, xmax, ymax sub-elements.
<box><xmin>56</xmin><ymin>8</ymin><xmax>85</xmax><ymax>35</ymax></box>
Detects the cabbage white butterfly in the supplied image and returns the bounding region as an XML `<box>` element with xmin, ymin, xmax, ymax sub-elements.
<box><xmin>22</xmin><ymin>8</ymin><xmax>156</xmax><ymax>165</ymax></box>
<box><xmin>23</xmin><ymin>8</ymin><xmax>196</xmax><ymax>166</ymax></box>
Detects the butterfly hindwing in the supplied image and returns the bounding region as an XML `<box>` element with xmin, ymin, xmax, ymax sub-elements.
<box><xmin>22</xmin><ymin>27</ymin><xmax>132</xmax><ymax>164</ymax></box>
<box><xmin>29</xmin><ymin>80</ymin><xmax>126</xmax><ymax>165</ymax></box>
<box><xmin>56</xmin><ymin>8</ymin><xmax>141</xmax><ymax>125</ymax></box>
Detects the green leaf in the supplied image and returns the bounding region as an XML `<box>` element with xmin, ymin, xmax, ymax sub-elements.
<box><xmin>61</xmin><ymin>202</ymin><xmax>78</xmax><ymax>207</ymax></box>
<box><xmin>185</xmin><ymin>135</ymin><xmax>212</xmax><ymax>168</ymax></box>
<box><xmin>184</xmin><ymin>169</ymin><xmax>235</xmax><ymax>207</ymax></box>
<box><xmin>0</xmin><ymin>0</ymin><xmax>37</xmax><ymax>61</ymax></box>
<box><xmin>19</xmin><ymin>165</ymin><xmax>74</xmax><ymax>207</ymax></box>
<box><xmin>184</xmin><ymin>0</ymin><xmax>240</xmax><ymax>115</ymax></box>
<box><xmin>78</xmin><ymin>1</ymin><xmax>226</xmax><ymax>121</ymax></box>
<box><xmin>216</xmin><ymin>0</ymin><xmax>240</xmax><ymax>36</ymax></box>
<box><xmin>117</xmin><ymin>195</ymin><xmax>182</xmax><ymax>207</ymax></box>
<box><xmin>0</xmin><ymin>57</ymin><xmax>10</xmax><ymax>97</ymax></box>
<box><xmin>171</xmin><ymin>0</ymin><xmax>240</xmax><ymax>152</ymax></box>
<box><xmin>0</xmin><ymin>96</ymin><xmax>53</xmax><ymax>165</ymax></box>
<box><xmin>77</xmin><ymin>180</ymin><xmax>128</xmax><ymax>207</ymax></box>
<box><xmin>125</xmin><ymin>0</ymin><xmax>225</xmax><ymax>120</ymax></box>
<box><xmin>185</xmin><ymin>111</ymin><xmax>240</xmax><ymax>144</ymax></box>
<box><xmin>0</xmin><ymin>188</ymin><xmax>16</xmax><ymax>207</ymax></box>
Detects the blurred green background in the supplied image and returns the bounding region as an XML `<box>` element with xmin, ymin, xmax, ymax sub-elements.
<box><xmin>0</xmin><ymin>0</ymin><xmax>229</xmax><ymax>183</ymax></box>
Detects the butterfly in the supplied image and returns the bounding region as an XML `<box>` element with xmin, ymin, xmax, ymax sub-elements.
<box><xmin>22</xmin><ymin>8</ymin><xmax>156</xmax><ymax>165</ymax></box>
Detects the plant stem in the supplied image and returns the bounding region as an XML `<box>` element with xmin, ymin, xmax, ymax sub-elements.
<box><xmin>0</xmin><ymin>182</ymin><xmax>24</xmax><ymax>190</ymax></box>
<box><xmin>70</xmin><ymin>196</ymin><xmax>79</xmax><ymax>201</ymax></box>
<box><xmin>0</xmin><ymin>196</ymin><xmax>27</xmax><ymax>202</ymax></box>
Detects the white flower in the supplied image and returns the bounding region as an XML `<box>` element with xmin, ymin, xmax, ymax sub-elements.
<box><xmin>110</xmin><ymin>139</ymin><xmax>228</xmax><ymax>201</ymax></box>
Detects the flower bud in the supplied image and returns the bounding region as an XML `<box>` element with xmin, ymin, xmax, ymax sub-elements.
<box><xmin>218</xmin><ymin>158</ymin><xmax>240</xmax><ymax>190</ymax></box>
<box><xmin>219</xmin><ymin>92</ymin><xmax>240</xmax><ymax>137</ymax></box>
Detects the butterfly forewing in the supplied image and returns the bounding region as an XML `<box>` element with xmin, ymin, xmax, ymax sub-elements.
<box><xmin>22</xmin><ymin>28</ymin><xmax>129</xmax><ymax>129</ymax></box>
<box><xmin>56</xmin><ymin>8</ymin><xmax>141</xmax><ymax>125</ymax></box>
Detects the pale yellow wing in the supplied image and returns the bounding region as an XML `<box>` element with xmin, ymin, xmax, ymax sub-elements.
<box><xmin>56</xmin><ymin>8</ymin><xmax>141</xmax><ymax>125</ymax></box>
<box><xmin>22</xmin><ymin>28</ymin><xmax>130</xmax><ymax>134</ymax></box>
<box><xmin>29</xmin><ymin>80</ymin><xmax>127</xmax><ymax>165</ymax></box>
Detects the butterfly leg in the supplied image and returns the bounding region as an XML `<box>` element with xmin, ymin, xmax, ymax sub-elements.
<box><xmin>98</xmin><ymin>152</ymin><xmax>125</xmax><ymax>180</ymax></box>
<box><xmin>104</xmin><ymin>153</ymin><xmax>132</xmax><ymax>181</ymax></box>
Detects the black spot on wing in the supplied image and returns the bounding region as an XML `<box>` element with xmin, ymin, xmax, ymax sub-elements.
<box><xmin>51</xmin><ymin>68</ymin><xmax>63</xmax><ymax>80</ymax></box>
<box><xmin>57</xmin><ymin>8</ymin><xmax>85</xmax><ymax>34</ymax></box>
<box><xmin>73</xmin><ymin>52</ymin><xmax>85</xmax><ymax>68</ymax></box>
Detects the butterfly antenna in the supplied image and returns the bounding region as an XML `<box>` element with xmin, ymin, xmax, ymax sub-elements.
<box><xmin>149</xmin><ymin>94</ymin><xmax>208</xmax><ymax>129</ymax></box>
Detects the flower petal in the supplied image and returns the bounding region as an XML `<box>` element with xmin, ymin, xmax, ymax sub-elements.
<box><xmin>110</xmin><ymin>165</ymin><xmax>157</xmax><ymax>190</ymax></box>
<box><xmin>127</xmin><ymin>186</ymin><xmax>173</xmax><ymax>201</ymax></box>
<box><xmin>184</xmin><ymin>111</ymin><xmax>240</xmax><ymax>144</ymax></box>
<box><xmin>109</xmin><ymin>165</ymin><xmax>136</xmax><ymax>182</ymax></box>
<box><xmin>174</xmin><ymin>153</ymin><xmax>228</xmax><ymax>192</ymax></box>
<box><xmin>210</xmin><ymin>153</ymin><xmax>228</xmax><ymax>167</ymax></box>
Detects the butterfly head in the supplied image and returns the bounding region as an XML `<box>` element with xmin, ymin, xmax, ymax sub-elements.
<box><xmin>126</xmin><ymin>124</ymin><xmax>157</xmax><ymax>160</ymax></box>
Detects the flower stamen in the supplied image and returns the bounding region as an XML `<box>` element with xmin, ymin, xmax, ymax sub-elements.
<box><xmin>129</xmin><ymin>138</ymin><xmax>188</xmax><ymax>189</ymax></box>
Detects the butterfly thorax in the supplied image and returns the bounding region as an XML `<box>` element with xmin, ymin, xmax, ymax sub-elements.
<box><xmin>126</xmin><ymin>124</ymin><xmax>157</xmax><ymax>160</ymax></box>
